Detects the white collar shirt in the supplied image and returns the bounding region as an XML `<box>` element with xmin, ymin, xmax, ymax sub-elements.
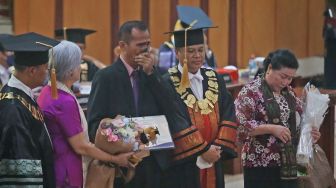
<box><xmin>7</xmin><ymin>75</ymin><xmax>35</xmax><ymax>101</ymax></box>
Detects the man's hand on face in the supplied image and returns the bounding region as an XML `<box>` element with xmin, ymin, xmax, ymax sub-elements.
<box><xmin>134</xmin><ymin>52</ymin><xmax>154</xmax><ymax>75</ymax></box>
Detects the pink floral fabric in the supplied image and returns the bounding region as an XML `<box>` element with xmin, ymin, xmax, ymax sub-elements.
<box><xmin>234</xmin><ymin>77</ymin><xmax>303</xmax><ymax>167</ymax></box>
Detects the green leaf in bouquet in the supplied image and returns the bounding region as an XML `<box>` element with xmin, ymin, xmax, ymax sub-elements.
<box><xmin>297</xmin><ymin>164</ymin><xmax>308</xmax><ymax>177</ymax></box>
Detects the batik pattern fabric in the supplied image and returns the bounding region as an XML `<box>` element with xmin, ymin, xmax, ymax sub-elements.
<box><xmin>234</xmin><ymin>77</ymin><xmax>303</xmax><ymax>168</ymax></box>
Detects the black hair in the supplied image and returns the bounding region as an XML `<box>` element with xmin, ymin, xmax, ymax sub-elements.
<box><xmin>13</xmin><ymin>63</ymin><xmax>28</xmax><ymax>72</ymax></box>
<box><xmin>118</xmin><ymin>20</ymin><xmax>148</xmax><ymax>43</ymax></box>
<box><xmin>263</xmin><ymin>49</ymin><xmax>299</xmax><ymax>72</ymax></box>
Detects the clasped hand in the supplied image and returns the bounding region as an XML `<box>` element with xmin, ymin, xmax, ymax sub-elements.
<box><xmin>201</xmin><ymin>145</ymin><xmax>222</xmax><ymax>164</ymax></box>
<box><xmin>271</xmin><ymin>125</ymin><xmax>291</xmax><ymax>143</ymax></box>
<box><xmin>113</xmin><ymin>152</ymin><xmax>134</xmax><ymax>167</ymax></box>
<box><xmin>271</xmin><ymin>124</ymin><xmax>321</xmax><ymax>144</ymax></box>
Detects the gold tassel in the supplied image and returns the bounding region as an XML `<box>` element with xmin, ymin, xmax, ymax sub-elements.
<box><xmin>177</xmin><ymin>21</ymin><xmax>196</xmax><ymax>94</ymax></box>
<box><xmin>178</xmin><ymin>59</ymin><xmax>190</xmax><ymax>92</ymax></box>
<box><xmin>51</xmin><ymin>67</ymin><xmax>58</xmax><ymax>99</ymax></box>
<box><xmin>35</xmin><ymin>41</ymin><xmax>58</xmax><ymax>99</ymax></box>
<box><xmin>50</xmin><ymin>47</ymin><xmax>58</xmax><ymax>99</ymax></box>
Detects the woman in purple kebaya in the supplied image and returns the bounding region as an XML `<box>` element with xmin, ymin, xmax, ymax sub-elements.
<box><xmin>38</xmin><ymin>40</ymin><xmax>133</xmax><ymax>188</ymax></box>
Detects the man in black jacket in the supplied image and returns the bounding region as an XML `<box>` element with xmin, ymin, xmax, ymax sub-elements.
<box><xmin>88</xmin><ymin>20</ymin><xmax>183</xmax><ymax>188</ymax></box>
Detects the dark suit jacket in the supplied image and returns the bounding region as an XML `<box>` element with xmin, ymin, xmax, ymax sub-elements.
<box><xmin>87</xmin><ymin>58</ymin><xmax>171</xmax><ymax>188</ymax></box>
<box><xmin>87</xmin><ymin>58</ymin><xmax>162</xmax><ymax>137</ymax></box>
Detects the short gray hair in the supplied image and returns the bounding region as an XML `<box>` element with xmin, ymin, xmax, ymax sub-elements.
<box><xmin>50</xmin><ymin>40</ymin><xmax>82</xmax><ymax>82</ymax></box>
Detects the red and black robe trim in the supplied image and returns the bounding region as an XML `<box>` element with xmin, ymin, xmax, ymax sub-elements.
<box><xmin>172</xmin><ymin>125</ymin><xmax>208</xmax><ymax>161</ymax></box>
<box><xmin>214</xmin><ymin>120</ymin><xmax>238</xmax><ymax>154</ymax></box>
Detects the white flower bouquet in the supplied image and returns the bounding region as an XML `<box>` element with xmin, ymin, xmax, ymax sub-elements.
<box><xmin>296</xmin><ymin>83</ymin><xmax>329</xmax><ymax>165</ymax></box>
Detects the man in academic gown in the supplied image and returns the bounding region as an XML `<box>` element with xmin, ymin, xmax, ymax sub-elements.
<box><xmin>155</xmin><ymin>19</ymin><xmax>238</xmax><ymax>188</ymax></box>
<box><xmin>55</xmin><ymin>28</ymin><xmax>106</xmax><ymax>81</ymax></box>
<box><xmin>0</xmin><ymin>32</ymin><xmax>59</xmax><ymax>187</ymax></box>
<box><xmin>87</xmin><ymin>20</ymin><xmax>181</xmax><ymax>188</ymax></box>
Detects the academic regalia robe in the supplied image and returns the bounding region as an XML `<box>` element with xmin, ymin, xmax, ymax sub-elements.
<box><xmin>0</xmin><ymin>85</ymin><xmax>55</xmax><ymax>188</ymax></box>
<box><xmin>150</xmin><ymin>66</ymin><xmax>237</xmax><ymax>188</ymax></box>
<box><xmin>87</xmin><ymin>58</ymin><xmax>172</xmax><ymax>188</ymax></box>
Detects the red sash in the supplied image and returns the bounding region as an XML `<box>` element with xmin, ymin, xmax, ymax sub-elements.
<box><xmin>188</xmin><ymin>104</ymin><xmax>219</xmax><ymax>188</ymax></box>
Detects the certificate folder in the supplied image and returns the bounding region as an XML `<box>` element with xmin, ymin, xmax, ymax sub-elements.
<box><xmin>129</xmin><ymin>115</ymin><xmax>175</xmax><ymax>150</ymax></box>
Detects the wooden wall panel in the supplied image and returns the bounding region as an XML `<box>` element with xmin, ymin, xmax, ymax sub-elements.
<box><xmin>237</xmin><ymin>0</ymin><xmax>243</xmax><ymax>68</ymax></box>
<box><xmin>276</xmin><ymin>0</ymin><xmax>308</xmax><ymax>58</ymax></box>
<box><xmin>14</xmin><ymin>0</ymin><xmax>55</xmax><ymax>36</ymax></box>
<box><xmin>177</xmin><ymin>0</ymin><xmax>200</xmax><ymax>6</ymax></box>
<box><xmin>209</xmin><ymin>0</ymin><xmax>229</xmax><ymax>68</ymax></box>
<box><xmin>29</xmin><ymin>0</ymin><xmax>55</xmax><ymax>36</ymax></box>
<box><xmin>149</xmin><ymin>0</ymin><xmax>171</xmax><ymax>48</ymax></box>
<box><xmin>237</xmin><ymin>0</ymin><xmax>276</xmax><ymax>68</ymax></box>
<box><xmin>119</xmin><ymin>0</ymin><xmax>141</xmax><ymax>24</ymax></box>
<box><xmin>308</xmin><ymin>0</ymin><xmax>325</xmax><ymax>56</ymax></box>
<box><xmin>13</xmin><ymin>0</ymin><xmax>326</xmax><ymax>69</ymax></box>
<box><xmin>63</xmin><ymin>0</ymin><xmax>111</xmax><ymax>65</ymax></box>
<box><xmin>13</xmin><ymin>0</ymin><xmax>29</xmax><ymax>34</ymax></box>
<box><xmin>237</xmin><ymin>0</ymin><xmax>325</xmax><ymax>68</ymax></box>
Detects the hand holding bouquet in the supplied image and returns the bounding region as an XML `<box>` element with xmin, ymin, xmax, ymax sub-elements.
<box><xmin>86</xmin><ymin>115</ymin><xmax>160</xmax><ymax>188</ymax></box>
<box><xmin>296</xmin><ymin>83</ymin><xmax>329</xmax><ymax>167</ymax></box>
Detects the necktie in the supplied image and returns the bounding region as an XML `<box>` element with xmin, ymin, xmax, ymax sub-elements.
<box><xmin>131</xmin><ymin>70</ymin><xmax>139</xmax><ymax>116</ymax></box>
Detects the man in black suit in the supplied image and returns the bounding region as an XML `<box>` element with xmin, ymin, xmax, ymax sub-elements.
<box><xmin>87</xmin><ymin>20</ymin><xmax>174</xmax><ymax>188</ymax></box>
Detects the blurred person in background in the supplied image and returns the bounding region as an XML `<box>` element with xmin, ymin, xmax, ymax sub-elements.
<box><xmin>0</xmin><ymin>34</ymin><xmax>13</xmax><ymax>87</ymax></box>
<box><xmin>55</xmin><ymin>28</ymin><xmax>106</xmax><ymax>82</ymax></box>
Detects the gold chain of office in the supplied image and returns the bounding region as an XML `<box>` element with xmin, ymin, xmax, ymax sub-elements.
<box><xmin>0</xmin><ymin>92</ymin><xmax>44</xmax><ymax>122</ymax></box>
<box><xmin>168</xmin><ymin>67</ymin><xmax>219</xmax><ymax>115</ymax></box>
